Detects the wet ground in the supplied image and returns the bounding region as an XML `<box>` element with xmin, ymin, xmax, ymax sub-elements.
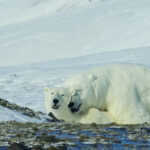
<box><xmin>0</xmin><ymin>121</ymin><xmax>150</xmax><ymax>150</ymax></box>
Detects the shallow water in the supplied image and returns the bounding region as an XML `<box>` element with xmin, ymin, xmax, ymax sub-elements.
<box><xmin>0</xmin><ymin>121</ymin><xmax>150</xmax><ymax>150</ymax></box>
<box><xmin>0</xmin><ymin>147</ymin><xmax>7</xmax><ymax>150</ymax></box>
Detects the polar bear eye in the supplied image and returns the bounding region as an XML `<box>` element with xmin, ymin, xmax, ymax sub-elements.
<box><xmin>51</xmin><ymin>92</ymin><xmax>54</xmax><ymax>95</ymax></box>
<box><xmin>61</xmin><ymin>94</ymin><xmax>64</xmax><ymax>97</ymax></box>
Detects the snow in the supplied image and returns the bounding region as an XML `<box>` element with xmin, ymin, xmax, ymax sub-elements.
<box><xmin>0</xmin><ymin>106</ymin><xmax>47</xmax><ymax>123</ymax></box>
<box><xmin>0</xmin><ymin>0</ymin><xmax>150</xmax><ymax>122</ymax></box>
<box><xmin>0</xmin><ymin>0</ymin><xmax>97</xmax><ymax>26</ymax></box>
<box><xmin>0</xmin><ymin>0</ymin><xmax>150</xmax><ymax>66</ymax></box>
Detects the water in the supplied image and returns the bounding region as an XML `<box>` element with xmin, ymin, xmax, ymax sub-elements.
<box><xmin>0</xmin><ymin>147</ymin><xmax>7</xmax><ymax>150</ymax></box>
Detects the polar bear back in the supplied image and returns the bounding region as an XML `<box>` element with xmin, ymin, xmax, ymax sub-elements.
<box><xmin>65</xmin><ymin>64</ymin><xmax>150</xmax><ymax>104</ymax></box>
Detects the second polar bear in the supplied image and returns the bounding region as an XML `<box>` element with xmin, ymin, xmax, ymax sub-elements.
<box><xmin>44</xmin><ymin>87</ymin><xmax>113</xmax><ymax>124</ymax></box>
<box><xmin>65</xmin><ymin>64</ymin><xmax>150</xmax><ymax>124</ymax></box>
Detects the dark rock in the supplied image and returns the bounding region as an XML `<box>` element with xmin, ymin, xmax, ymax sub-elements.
<box><xmin>47</xmin><ymin>145</ymin><xmax>67</xmax><ymax>150</ymax></box>
<box><xmin>47</xmin><ymin>146</ymin><xmax>58</xmax><ymax>150</ymax></box>
<box><xmin>32</xmin><ymin>145</ymin><xmax>44</xmax><ymax>150</ymax></box>
<box><xmin>36</xmin><ymin>135</ymin><xmax>60</xmax><ymax>143</ymax></box>
<box><xmin>48</xmin><ymin>112</ymin><xmax>60</xmax><ymax>122</ymax></box>
<box><xmin>8</xmin><ymin>143</ymin><xmax>31</xmax><ymax>150</ymax></box>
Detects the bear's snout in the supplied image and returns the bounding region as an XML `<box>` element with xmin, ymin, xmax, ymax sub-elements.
<box><xmin>53</xmin><ymin>98</ymin><xmax>59</xmax><ymax>105</ymax></box>
<box><xmin>68</xmin><ymin>102</ymin><xmax>74</xmax><ymax>108</ymax></box>
<box><xmin>52</xmin><ymin>98</ymin><xmax>60</xmax><ymax>109</ymax></box>
<box><xmin>68</xmin><ymin>102</ymin><xmax>81</xmax><ymax>113</ymax></box>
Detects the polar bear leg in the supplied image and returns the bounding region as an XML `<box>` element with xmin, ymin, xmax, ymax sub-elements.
<box><xmin>80</xmin><ymin>108</ymin><xmax>113</xmax><ymax>124</ymax></box>
<box><xmin>107</xmin><ymin>84</ymin><xmax>150</xmax><ymax>124</ymax></box>
<box><xmin>109</xmin><ymin>97</ymin><xmax>150</xmax><ymax>124</ymax></box>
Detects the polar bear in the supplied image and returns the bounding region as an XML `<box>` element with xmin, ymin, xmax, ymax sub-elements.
<box><xmin>44</xmin><ymin>87</ymin><xmax>113</xmax><ymax>124</ymax></box>
<box><xmin>65</xmin><ymin>64</ymin><xmax>150</xmax><ymax>124</ymax></box>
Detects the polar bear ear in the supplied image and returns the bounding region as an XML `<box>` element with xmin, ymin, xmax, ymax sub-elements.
<box><xmin>44</xmin><ymin>87</ymin><xmax>50</xmax><ymax>93</ymax></box>
<box><xmin>88</xmin><ymin>73</ymin><xmax>97</xmax><ymax>81</ymax></box>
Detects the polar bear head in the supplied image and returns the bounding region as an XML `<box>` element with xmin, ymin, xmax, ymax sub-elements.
<box><xmin>44</xmin><ymin>87</ymin><xmax>76</xmax><ymax>121</ymax></box>
<box><xmin>68</xmin><ymin>87</ymin><xmax>95</xmax><ymax>114</ymax></box>
<box><xmin>44</xmin><ymin>87</ymin><xmax>71</xmax><ymax>113</ymax></box>
<box><xmin>66</xmin><ymin>73</ymin><xmax>97</xmax><ymax>114</ymax></box>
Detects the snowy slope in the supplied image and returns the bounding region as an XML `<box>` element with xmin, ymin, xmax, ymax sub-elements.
<box><xmin>0</xmin><ymin>0</ymin><xmax>100</xmax><ymax>26</ymax></box>
<box><xmin>0</xmin><ymin>0</ymin><xmax>150</xmax><ymax>66</ymax></box>
<box><xmin>0</xmin><ymin>0</ymin><xmax>150</xmax><ymax>122</ymax></box>
<box><xmin>0</xmin><ymin>105</ymin><xmax>48</xmax><ymax>122</ymax></box>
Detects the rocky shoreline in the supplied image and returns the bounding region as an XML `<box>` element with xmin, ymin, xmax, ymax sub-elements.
<box><xmin>0</xmin><ymin>121</ymin><xmax>150</xmax><ymax>150</ymax></box>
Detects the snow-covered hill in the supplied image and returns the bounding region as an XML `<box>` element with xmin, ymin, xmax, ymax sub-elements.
<box><xmin>0</xmin><ymin>0</ymin><xmax>99</xmax><ymax>26</ymax></box>
<box><xmin>0</xmin><ymin>0</ymin><xmax>150</xmax><ymax>122</ymax></box>
<box><xmin>0</xmin><ymin>0</ymin><xmax>150</xmax><ymax>66</ymax></box>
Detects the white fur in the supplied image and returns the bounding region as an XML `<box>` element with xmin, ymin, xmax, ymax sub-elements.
<box><xmin>65</xmin><ymin>64</ymin><xmax>150</xmax><ymax>124</ymax></box>
<box><xmin>44</xmin><ymin>87</ymin><xmax>113</xmax><ymax>124</ymax></box>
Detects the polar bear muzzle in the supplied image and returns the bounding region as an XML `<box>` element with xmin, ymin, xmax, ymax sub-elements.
<box><xmin>52</xmin><ymin>98</ymin><xmax>60</xmax><ymax>109</ymax></box>
<box><xmin>68</xmin><ymin>102</ymin><xmax>81</xmax><ymax>113</ymax></box>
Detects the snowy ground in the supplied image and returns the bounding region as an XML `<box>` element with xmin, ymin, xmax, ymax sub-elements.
<box><xmin>0</xmin><ymin>0</ymin><xmax>150</xmax><ymax>122</ymax></box>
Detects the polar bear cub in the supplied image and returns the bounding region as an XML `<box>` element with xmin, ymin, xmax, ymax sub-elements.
<box><xmin>65</xmin><ymin>64</ymin><xmax>150</xmax><ymax>124</ymax></box>
<box><xmin>44</xmin><ymin>87</ymin><xmax>113</xmax><ymax>124</ymax></box>
<box><xmin>44</xmin><ymin>87</ymin><xmax>73</xmax><ymax>122</ymax></box>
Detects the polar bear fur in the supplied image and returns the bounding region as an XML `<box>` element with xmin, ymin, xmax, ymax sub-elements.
<box><xmin>44</xmin><ymin>87</ymin><xmax>113</xmax><ymax>124</ymax></box>
<box><xmin>65</xmin><ymin>64</ymin><xmax>150</xmax><ymax>124</ymax></box>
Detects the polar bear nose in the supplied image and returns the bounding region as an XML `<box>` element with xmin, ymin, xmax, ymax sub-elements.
<box><xmin>68</xmin><ymin>102</ymin><xmax>74</xmax><ymax>108</ymax></box>
<box><xmin>53</xmin><ymin>98</ymin><xmax>59</xmax><ymax>104</ymax></box>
